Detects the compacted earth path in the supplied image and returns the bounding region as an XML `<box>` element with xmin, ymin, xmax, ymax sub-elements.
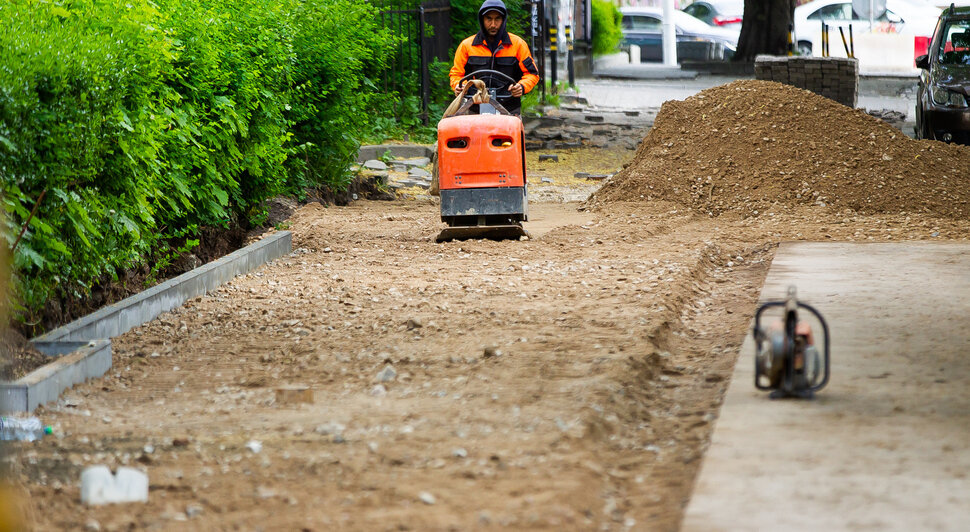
<box><xmin>4</xmin><ymin>80</ymin><xmax>969</xmax><ymax>531</ymax></box>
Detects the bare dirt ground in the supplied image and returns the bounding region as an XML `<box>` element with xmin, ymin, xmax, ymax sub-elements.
<box><xmin>5</xmin><ymin>81</ymin><xmax>970</xmax><ymax>531</ymax></box>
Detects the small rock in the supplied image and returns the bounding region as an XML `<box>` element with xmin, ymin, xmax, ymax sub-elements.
<box><xmin>84</xmin><ymin>519</ymin><xmax>101</xmax><ymax>531</ymax></box>
<box><xmin>275</xmin><ymin>386</ymin><xmax>314</xmax><ymax>404</ymax></box>
<box><xmin>408</xmin><ymin>167</ymin><xmax>432</xmax><ymax>178</ymax></box>
<box><xmin>186</xmin><ymin>505</ymin><xmax>204</xmax><ymax>518</ymax></box>
<box><xmin>245</xmin><ymin>440</ymin><xmax>262</xmax><ymax>454</ymax></box>
<box><xmin>314</xmin><ymin>422</ymin><xmax>346</xmax><ymax>436</ymax></box>
<box><xmin>541</xmin><ymin>177</ymin><xmax>554</xmax><ymax>183</ymax></box>
<box><xmin>394</xmin><ymin>157</ymin><xmax>431</xmax><ymax>167</ymax></box>
<box><xmin>537</xmin><ymin>154</ymin><xmax>559</xmax><ymax>162</ymax></box>
<box><xmin>370</xmin><ymin>384</ymin><xmax>388</xmax><ymax>397</ymax></box>
<box><xmin>452</xmin><ymin>448</ymin><xmax>468</xmax><ymax>458</ymax></box>
<box><xmin>376</xmin><ymin>365</ymin><xmax>397</xmax><ymax>383</ymax></box>
<box><xmin>483</xmin><ymin>346</ymin><xmax>502</xmax><ymax>358</ymax></box>
<box><xmin>406</xmin><ymin>318</ymin><xmax>423</xmax><ymax>330</ymax></box>
<box><xmin>363</xmin><ymin>159</ymin><xmax>388</xmax><ymax>171</ymax></box>
<box><xmin>418</xmin><ymin>491</ymin><xmax>436</xmax><ymax>505</ymax></box>
<box><xmin>80</xmin><ymin>466</ymin><xmax>149</xmax><ymax>506</ymax></box>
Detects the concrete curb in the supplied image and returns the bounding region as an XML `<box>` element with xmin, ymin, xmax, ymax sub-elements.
<box><xmin>357</xmin><ymin>144</ymin><xmax>433</xmax><ymax>163</ymax></box>
<box><xmin>35</xmin><ymin>231</ymin><xmax>292</xmax><ymax>342</ymax></box>
<box><xmin>1</xmin><ymin>340</ymin><xmax>111</xmax><ymax>413</ymax></box>
<box><xmin>1</xmin><ymin>231</ymin><xmax>292</xmax><ymax>413</ymax></box>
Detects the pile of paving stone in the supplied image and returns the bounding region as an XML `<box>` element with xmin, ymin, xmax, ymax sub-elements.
<box><xmin>755</xmin><ymin>55</ymin><xmax>858</xmax><ymax>107</ymax></box>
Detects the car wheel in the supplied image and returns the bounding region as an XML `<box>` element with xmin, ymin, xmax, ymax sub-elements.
<box><xmin>797</xmin><ymin>41</ymin><xmax>812</xmax><ymax>56</ymax></box>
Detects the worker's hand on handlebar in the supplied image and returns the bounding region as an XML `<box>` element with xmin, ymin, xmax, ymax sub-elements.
<box><xmin>453</xmin><ymin>83</ymin><xmax>464</xmax><ymax>97</ymax></box>
<box><xmin>508</xmin><ymin>83</ymin><xmax>523</xmax><ymax>97</ymax></box>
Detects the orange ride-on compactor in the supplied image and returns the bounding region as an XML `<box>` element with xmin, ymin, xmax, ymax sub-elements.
<box><xmin>435</xmin><ymin>69</ymin><xmax>529</xmax><ymax>242</ymax></box>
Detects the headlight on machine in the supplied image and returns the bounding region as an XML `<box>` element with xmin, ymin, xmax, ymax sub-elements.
<box><xmin>931</xmin><ymin>86</ymin><xmax>968</xmax><ymax>107</ymax></box>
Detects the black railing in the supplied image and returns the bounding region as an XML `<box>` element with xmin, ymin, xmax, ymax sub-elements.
<box><xmin>378</xmin><ymin>0</ymin><xmax>451</xmax><ymax>124</ymax></box>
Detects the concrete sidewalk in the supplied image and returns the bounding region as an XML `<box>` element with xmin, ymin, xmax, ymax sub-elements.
<box><xmin>683</xmin><ymin>242</ymin><xmax>970</xmax><ymax>531</ymax></box>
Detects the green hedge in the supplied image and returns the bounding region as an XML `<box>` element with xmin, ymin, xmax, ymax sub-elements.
<box><xmin>591</xmin><ymin>0</ymin><xmax>623</xmax><ymax>56</ymax></box>
<box><xmin>0</xmin><ymin>0</ymin><xmax>394</xmax><ymax>328</ymax></box>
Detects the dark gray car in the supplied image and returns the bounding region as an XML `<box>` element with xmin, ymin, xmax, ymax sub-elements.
<box><xmin>915</xmin><ymin>5</ymin><xmax>970</xmax><ymax>144</ymax></box>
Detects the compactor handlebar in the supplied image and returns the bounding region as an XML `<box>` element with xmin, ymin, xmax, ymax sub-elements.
<box><xmin>457</xmin><ymin>69</ymin><xmax>518</xmax><ymax>99</ymax></box>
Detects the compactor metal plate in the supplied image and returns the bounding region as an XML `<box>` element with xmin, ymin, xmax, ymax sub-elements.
<box><xmin>434</xmin><ymin>224</ymin><xmax>530</xmax><ymax>243</ymax></box>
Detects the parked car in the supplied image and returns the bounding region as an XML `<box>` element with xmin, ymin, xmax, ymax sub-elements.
<box><xmin>915</xmin><ymin>5</ymin><xmax>970</xmax><ymax>144</ymax></box>
<box><xmin>682</xmin><ymin>0</ymin><xmax>744</xmax><ymax>33</ymax></box>
<box><xmin>620</xmin><ymin>6</ymin><xmax>739</xmax><ymax>62</ymax></box>
<box><xmin>793</xmin><ymin>0</ymin><xmax>941</xmax><ymax>56</ymax></box>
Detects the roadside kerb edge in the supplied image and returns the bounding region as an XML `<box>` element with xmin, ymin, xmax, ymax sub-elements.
<box><xmin>34</xmin><ymin>231</ymin><xmax>292</xmax><ymax>342</ymax></box>
<box><xmin>1</xmin><ymin>231</ymin><xmax>292</xmax><ymax>413</ymax></box>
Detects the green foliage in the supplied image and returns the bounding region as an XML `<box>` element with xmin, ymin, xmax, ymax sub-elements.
<box><xmin>449</xmin><ymin>0</ymin><xmax>530</xmax><ymax>52</ymax></box>
<box><xmin>591</xmin><ymin>0</ymin><xmax>624</xmax><ymax>56</ymax></box>
<box><xmin>1</xmin><ymin>0</ymin><xmax>175</xmax><ymax>316</ymax></box>
<box><xmin>0</xmin><ymin>0</ymin><xmax>395</xmax><ymax>328</ymax></box>
<box><xmin>286</xmin><ymin>0</ymin><xmax>395</xmax><ymax>191</ymax></box>
<box><xmin>521</xmin><ymin>80</ymin><xmax>566</xmax><ymax>115</ymax></box>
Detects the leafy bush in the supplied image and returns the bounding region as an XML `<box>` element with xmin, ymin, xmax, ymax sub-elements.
<box><xmin>0</xmin><ymin>0</ymin><xmax>395</xmax><ymax>330</ymax></box>
<box><xmin>287</xmin><ymin>0</ymin><xmax>395</xmax><ymax>191</ymax></box>
<box><xmin>591</xmin><ymin>0</ymin><xmax>624</xmax><ymax>56</ymax></box>
<box><xmin>1</xmin><ymin>0</ymin><xmax>175</xmax><ymax>318</ymax></box>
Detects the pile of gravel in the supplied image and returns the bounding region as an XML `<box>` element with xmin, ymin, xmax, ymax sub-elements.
<box><xmin>589</xmin><ymin>80</ymin><xmax>970</xmax><ymax>220</ymax></box>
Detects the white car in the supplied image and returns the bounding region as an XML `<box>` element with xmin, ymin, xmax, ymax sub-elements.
<box><xmin>793</xmin><ymin>0</ymin><xmax>942</xmax><ymax>56</ymax></box>
<box><xmin>682</xmin><ymin>0</ymin><xmax>745</xmax><ymax>33</ymax></box>
<box><xmin>620</xmin><ymin>6</ymin><xmax>739</xmax><ymax>62</ymax></box>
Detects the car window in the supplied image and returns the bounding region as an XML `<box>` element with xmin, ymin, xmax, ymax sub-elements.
<box><xmin>623</xmin><ymin>14</ymin><xmax>662</xmax><ymax>31</ymax></box>
<box><xmin>685</xmin><ymin>4</ymin><xmax>712</xmax><ymax>18</ymax></box>
<box><xmin>938</xmin><ymin>19</ymin><xmax>970</xmax><ymax>65</ymax></box>
<box><xmin>807</xmin><ymin>3</ymin><xmax>852</xmax><ymax>21</ymax></box>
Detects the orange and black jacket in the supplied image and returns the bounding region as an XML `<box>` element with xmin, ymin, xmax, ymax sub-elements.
<box><xmin>449</xmin><ymin>0</ymin><xmax>539</xmax><ymax>114</ymax></box>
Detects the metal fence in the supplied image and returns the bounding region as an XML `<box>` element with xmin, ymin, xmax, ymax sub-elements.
<box><xmin>378</xmin><ymin>0</ymin><xmax>452</xmax><ymax>123</ymax></box>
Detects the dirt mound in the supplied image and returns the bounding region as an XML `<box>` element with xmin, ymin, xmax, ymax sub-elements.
<box><xmin>590</xmin><ymin>80</ymin><xmax>970</xmax><ymax>219</ymax></box>
<box><xmin>1</xmin><ymin>329</ymin><xmax>48</xmax><ymax>381</ymax></box>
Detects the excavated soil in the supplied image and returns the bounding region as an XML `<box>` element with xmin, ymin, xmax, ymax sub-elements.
<box><xmin>590</xmin><ymin>80</ymin><xmax>970</xmax><ymax>220</ymax></box>
<box><xmin>3</xmin><ymin>81</ymin><xmax>970</xmax><ymax>532</ymax></box>
<box><xmin>0</xmin><ymin>329</ymin><xmax>48</xmax><ymax>382</ymax></box>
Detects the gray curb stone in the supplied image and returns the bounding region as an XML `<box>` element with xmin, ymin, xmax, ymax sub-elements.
<box><xmin>35</xmin><ymin>231</ymin><xmax>291</xmax><ymax>342</ymax></box>
<box><xmin>1</xmin><ymin>340</ymin><xmax>111</xmax><ymax>413</ymax></box>
<box><xmin>1</xmin><ymin>231</ymin><xmax>292</xmax><ymax>413</ymax></box>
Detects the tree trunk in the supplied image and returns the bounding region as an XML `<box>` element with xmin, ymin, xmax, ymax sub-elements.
<box><xmin>733</xmin><ymin>0</ymin><xmax>797</xmax><ymax>61</ymax></box>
